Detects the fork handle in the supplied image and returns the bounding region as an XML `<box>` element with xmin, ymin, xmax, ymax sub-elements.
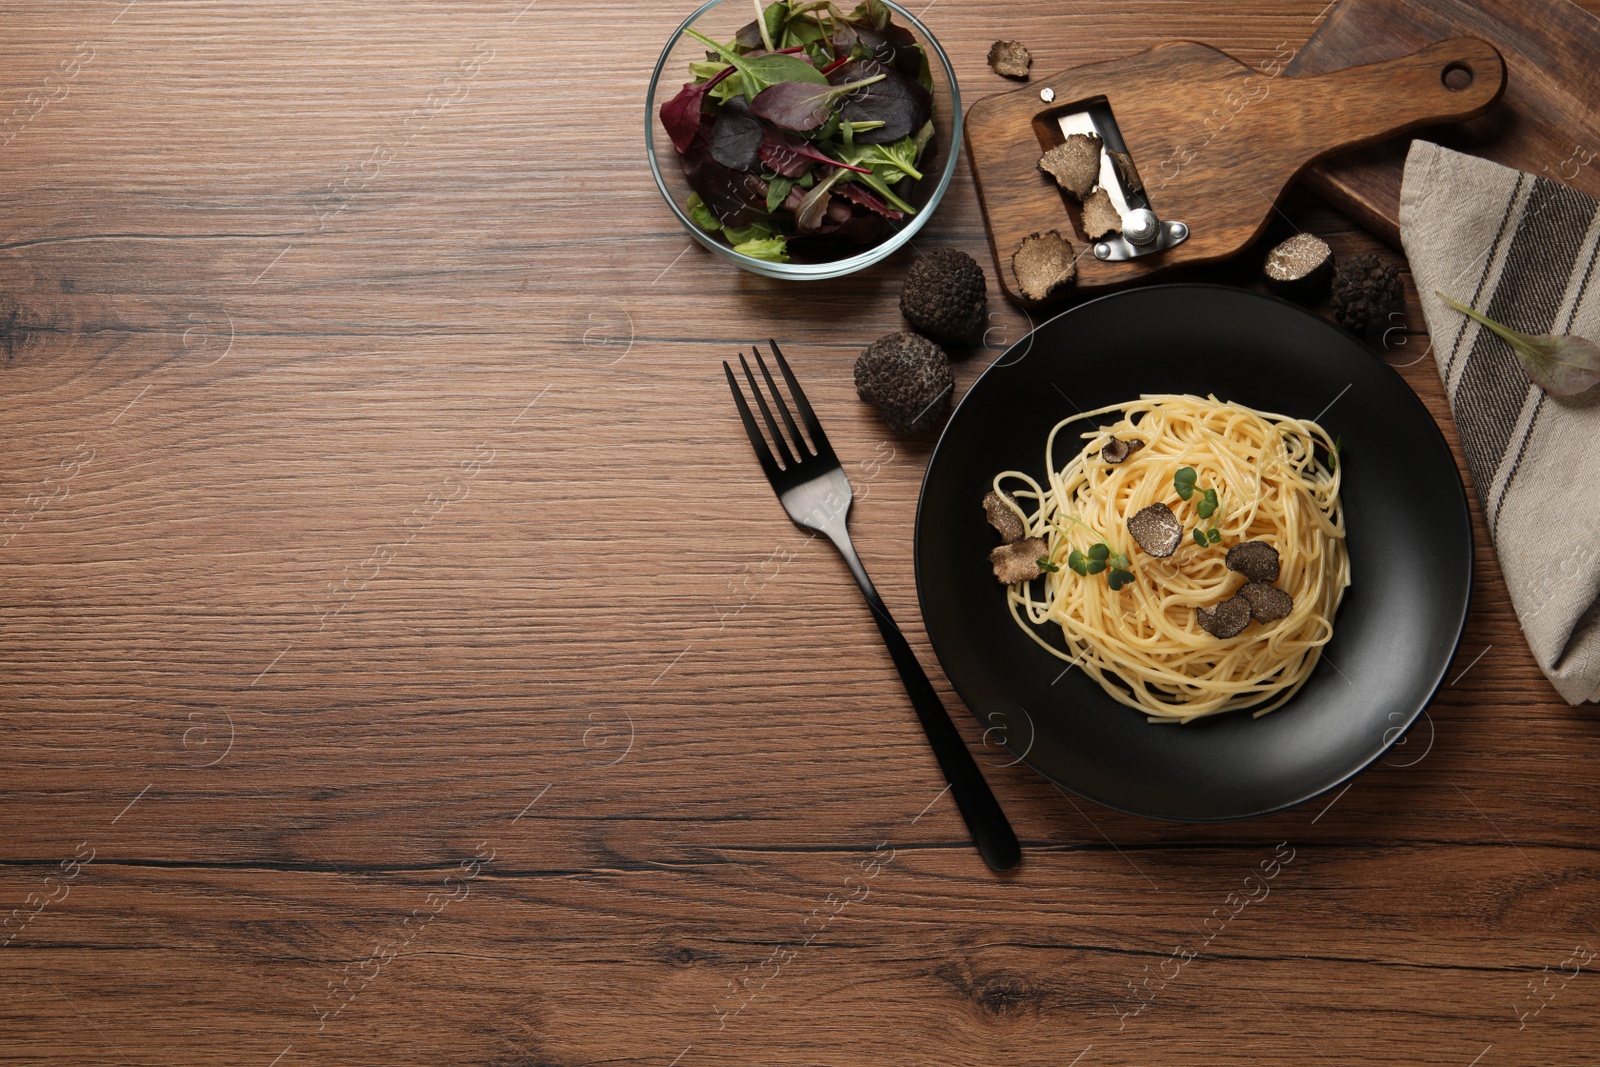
<box><xmin>834</xmin><ymin>555</ymin><xmax>1021</xmax><ymax>872</ymax></box>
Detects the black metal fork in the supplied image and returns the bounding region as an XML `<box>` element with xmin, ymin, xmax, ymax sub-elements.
<box><xmin>723</xmin><ymin>340</ymin><xmax>1020</xmax><ymax>872</ymax></box>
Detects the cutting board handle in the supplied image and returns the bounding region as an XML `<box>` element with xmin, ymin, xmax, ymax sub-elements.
<box><xmin>1280</xmin><ymin>36</ymin><xmax>1505</xmax><ymax>154</ymax></box>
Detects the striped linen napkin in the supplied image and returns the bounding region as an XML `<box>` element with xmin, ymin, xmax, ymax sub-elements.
<box><xmin>1401</xmin><ymin>139</ymin><xmax>1600</xmax><ymax>704</ymax></box>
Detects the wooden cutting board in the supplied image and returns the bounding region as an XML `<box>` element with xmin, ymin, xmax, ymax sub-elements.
<box><xmin>1287</xmin><ymin>0</ymin><xmax>1600</xmax><ymax>245</ymax></box>
<box><xmin>964</xmin><ymin>38</ymin><xmax>1503</xmax><ymax>304</ymax></box>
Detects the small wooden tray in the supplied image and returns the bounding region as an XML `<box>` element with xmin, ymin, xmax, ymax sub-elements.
<box><xmin>964</xmin><ymin>37</ymin><xmax>1505</xmax><ymax>305</ymax></box>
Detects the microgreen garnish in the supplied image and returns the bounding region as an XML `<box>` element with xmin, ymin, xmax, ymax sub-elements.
<box><xmin>1173</xmin><ymin>466</ymin><xmax>1197</xmax><ymax>499</ymax></box>
<box><xmin>1327</xmin><ymin>434</ymin><xmax>1343</xmax><ymax>472</ymax></box>
<box><xmin>1174</xmin><ymin>467</ymin><xmax>1223</xmax><ymax>547</ymax></box>
<box><xmin>1065</xmin><ymin>538</ymin><xmax>1133</xmax><ymax>588</ymax></box>
<box><xmin>1037</xmin><ymin>557</ymin><xmax>1060</xmax><ymax>573</ymax></box>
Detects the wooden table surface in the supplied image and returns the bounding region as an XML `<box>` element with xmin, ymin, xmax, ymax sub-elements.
<box><xmin>3</xmin><ymin>2</ymin><xmax>1598</xmax><ymax>1064</ymax></box>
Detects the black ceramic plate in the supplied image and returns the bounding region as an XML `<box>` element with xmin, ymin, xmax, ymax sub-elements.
<box><xmin>914</xmin><ymin>284</ymin><xmax>1472</xmax><ymax>821</ymax></box>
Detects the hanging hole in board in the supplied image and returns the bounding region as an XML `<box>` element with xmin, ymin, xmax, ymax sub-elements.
<box><xmin>1441</xmin><ymin>61</ymin><xmax>1473</xmax><ymax>91</ymax></box>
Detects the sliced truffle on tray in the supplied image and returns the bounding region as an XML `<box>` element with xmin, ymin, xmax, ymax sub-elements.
<box><xmin>1011</xmin><ymin>230</ymin><xmax>1076</xmax><ymax>302</ymax></box>
<box><xmin>1038</xmin><ymin>133</ymin><xmax>1102</xmax><ymax>200</ymax></box>
<box><xmin>982</xmin><ymin>490</ymin><xmax>1027</xmax><ymax>544</ymax></box>
<box><xmin>1080</xmin><ymin>187</ymin><xmax>1122</xmax><ymax>239</ymax></box>
<box><xmin>990</xmin><ymin>536</ymin><xmax>1049</xmax><ymax>584</ymax></box>
<box><xmin>1108</xmin><ymin>149</ymin><xmax>1143</xmax><ymax>194</ymax></box>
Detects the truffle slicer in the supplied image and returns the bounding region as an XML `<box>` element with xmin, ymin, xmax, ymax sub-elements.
<box><xmin>1054</xmin><ymin>101</ymin><xmax>1190</xmax><ymax>263</ymax></box>
<box><xmin>964</xmin><ymin>37</ymin><xmax>1505</xmax><ymax>304</ymax></box>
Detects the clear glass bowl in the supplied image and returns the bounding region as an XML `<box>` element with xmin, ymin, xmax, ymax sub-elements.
<box><xmin>645</xmin><ymin>0</ymin><xmax>962</xmax><ymax>280</ymax></box>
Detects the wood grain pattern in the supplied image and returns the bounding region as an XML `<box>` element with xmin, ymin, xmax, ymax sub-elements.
<box><xmin>1287</xmin><ymin>0</ymin><xmax>1600</xmax><ymax>245</ymax></box>
<box><xmin>1</xmin><ymin>1</ymin><xmax>1599</xmax><ymax>1065</ymax></box>
<box><xmin>965</xmin><ymin>36</ymin><xmax>1502</xmax><ymax>302</ymax></box>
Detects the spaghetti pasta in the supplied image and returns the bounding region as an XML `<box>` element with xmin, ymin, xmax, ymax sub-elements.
<box><xmin>994</xmin><ymin>394</ymin><xmax>1349</xmax><ymax>722</ymax></box>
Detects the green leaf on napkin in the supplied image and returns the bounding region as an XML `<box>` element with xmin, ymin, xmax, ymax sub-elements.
<box><xmin>1437</xmin><ymin>291</ymin><xmax>1600</xmax><ymax>397</ymax></box>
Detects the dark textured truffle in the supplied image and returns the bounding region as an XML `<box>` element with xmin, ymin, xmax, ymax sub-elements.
<box><xmin>1101</xmin><ymin>437</ymin><xmax>1143</xmax><ymax>464</ymax></box>
<box><xmin>853</xmin><ymin>332</ymin><xmax>954</xmax><ymax>435</ymax></box>
<box><xmin>900</xmin><ymin>247</ymin><xmax>987</xmax><ymax>345</ymax></box>
<box><xmin>987</xmin><ymin>39</ymin><xmax>1032</xmax><ymax>79</ymax></box>
<box><xmin>1080</xmin><ymin>187</ymin><xmax>1121</xmax><ymax>239</ymax></box>
<box><xmin>1330</xmin><ymin>251</ymin><xmax>1403</xmax><ymax>335</ymax></box>
<box><xmin>990</xmin><ymin>536</ymin><xmax>1048</xmax><ymax>584</ymax></box>
<box><xmin>1038</xmin><ymin>133</ymin><xmax>1102</xmax><ymax>199</ymax></box>
<box><xmin>1225</xmin><ymin>540</ymin><xmax>1281</xmax><ymax>584</ymax></box>
<box><xmin>983</xmin><ymin>490</ymin><xmax>1027</xmax><ymax>544</ymax></box>
<box><xmin>1011</xmin><ymin>230</ymin><xmax>1077</xmax><ymax>302</ymax></box>
<box><xmin>1127</xmin><ymin>502</ymin><xmax>1183</xmax><ymax>558</ymax></box>
<box><xmin>1238</xmin><ymin>582</ymin><xmax>1293</xmax><ymax>622</ymax></box>
<box><xmin>1109</xmin><ymin>149</ymin><xmax>1143</xmax><ymax>194</ymax></box>
<box><xmin>1196</xmin><ymin>595</ymin><xmax>1251</xmax><ymax>638</ymax></box>
<box><xmin>1264</xmin><ymin>233</ymin><xmax>1334</xmax><ymax>300</ymax></box>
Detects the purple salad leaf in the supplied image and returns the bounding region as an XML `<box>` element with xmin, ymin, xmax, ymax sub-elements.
<box><xmin>749</xmin><ymin>72</ymin><xmax>886</xmax><ymax>132</ymax></box>
<box><xmin>832</xmin><ymin>20</ymin><xmax>921</xmax><ymax>77</ymax></box>
<box><xmin>710</xmin><ymin>95</ymin><xmax>764</xmax><ymax>170</ymax></box>
<box><xmin>680</xmin><ymin>119</ymin><xmax>770</xmax><ymax>230</ymax></box>
<box><xmin>835</xmin><ymin>179</ymin><xmax>904</xmax><ymax>221</ymax></box>
<box><xmin>758</xmin><ymin>126</ymin><xmax>873</xmax><ymax>176</ymax></box>
<box><xmin>827</xmin><ymin>58</ymin><xmax>931</xmax><ymax>143</ymax></box>
<box><xmin>830</xmin><ymin>207</ymin><xmax>891</xmax><ymax>243</ymax></box>
<box><xmin>659</xmin><ymin>64</ymin><xmax>738</xmax><ymax>154</ymax></box>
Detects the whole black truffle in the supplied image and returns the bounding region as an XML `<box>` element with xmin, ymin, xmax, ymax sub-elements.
<box><xmin>854</xmin><ymin>332</ymin><xmax>954</xmax><ymax>435</ymax></box>
<box><xmin>900</xmin><ymin>248</ymin><xmax>988</xmax><ymax>346</ymax></box>
<box><xmin>1330</xmin><ymin>252</ymin><xmax>1403</xmax><ymax>335</ymax></box>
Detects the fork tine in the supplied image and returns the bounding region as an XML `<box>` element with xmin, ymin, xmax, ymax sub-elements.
<box><xmin>739</xmin><ymin>353</ymin><xmax>797</xmax><ymax>469</ymax></box>
<box><xmin>724</xmin><ymin>361</ymin><xmax>780</xmax><ymax>480</ymax></box>
<box><xmin>767</xmin><ymin>340</ymin><xmax>834</xmax><ymax>459</ymax></box>
<box><xmin>753</xmin><ymin>347</ymin><xmax>810</xmax><ymax>460</ymax></box>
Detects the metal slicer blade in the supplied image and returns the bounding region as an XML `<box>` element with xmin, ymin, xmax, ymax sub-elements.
<box><xmin>1053</xmin><ymin>103</ymin><xmax>1188</xmax><ymax>261</ymax></box>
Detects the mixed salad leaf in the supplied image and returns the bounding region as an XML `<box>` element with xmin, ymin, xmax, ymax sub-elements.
<box><xmin>659</xmin><ymin>0</ymin><xmax>936</xmax><ymax>263</ymax></box>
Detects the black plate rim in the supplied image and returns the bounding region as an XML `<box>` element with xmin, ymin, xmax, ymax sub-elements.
<box><xmin>912</xmin><ymin>282</ymin><xmax>1474</xmax><ymax>823</ymax></box>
